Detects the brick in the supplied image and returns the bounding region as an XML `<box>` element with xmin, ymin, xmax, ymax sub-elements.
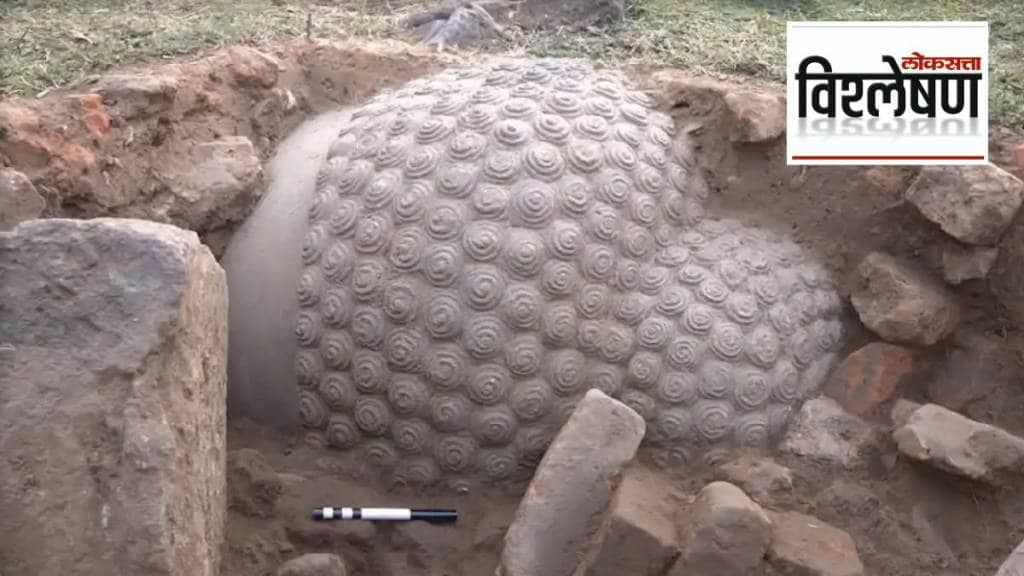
<box><xmin>824</xmin><ymin>342</ymin><xmax>915</xmax><ymax>416</ymax></box>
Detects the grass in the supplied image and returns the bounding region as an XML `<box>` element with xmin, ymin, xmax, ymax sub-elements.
<box><xmin>1</xmin><ymin>0</ymin><xmax>1022</xmax><ymax>123</ymax></box>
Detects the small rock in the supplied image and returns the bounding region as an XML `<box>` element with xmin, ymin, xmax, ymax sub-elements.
<box><xmin>276</xmin><ymin>553</ymin><xmax>347</xmax><ymax>576</ymax></box>
<box><xmin>671</xmin><ymin>481</ymin><xmax>772</xmax><ymax>576</ymax></box>
<box><xmin>890</xmin><ymin>399</ymin><xmax>922</xmax><ymax>427</ymax></box>
<box><xmin>227</xmin><ymin>448</ymin><xmax>283</xmax><ymax>517</ymax></box>
<box><xmin>226</xmin><ymin>46</ymin><xmax>281</xmax><ymax>89</ymax></box>
<box><xmin>767</xmin><ymin>510</ymin><xmax>864</xmax><ymax>576</ymax></box>
<box><xmin>165</xmin><ymin>136</ymin><xmax>263</xmax><ymax>230</ymax></box>
<box><xmin>724</xmin><ymin>90</ymin><xmax>786</xmax><ymax>143</ymax></box>
<box><xmin>0</xmin><ymin>168</ymin><xmax>45</xmax><ymax>230</ymax></box>
<box><xmin>850</xmin><ymin>251</ymin><xmax>960</xmax><ymax>346</ymax></box>
<box><xmin>95</xmin><ymin>73</ymin><xmax>178</xmax><ymax>119</ymax></box>
<box><xmin>498</xmin><ymin>389</ymin><xmax>646</xmax><ymax>576</ymax></box>
<box><xmin>716</xmin><ymin>456</ymin><xmax>793</xmax><ymax>505</ymax></box>
<box><xmin>583</xmin><ymin>467</ymin><xmax>683</xmax><ymax>576</ymax></box>
<box><xmin>824</xmin><ymin>342</ymin><xmax>915</xmax><ymax>416</ymax></box>
<box><xmin>942</xmin><ymin>242</ymin><xmax>998</xmax><ymax>284</ymax></box>
<box><xmin>893</xmin><ymin>403</ymin><xmax>1024</xmax><ymax>484</ymax></box>
<box><xmin>906</xmin><ymin>164</ymin><xmax>1024</xmax><ymax>245</ymax></box>
<box><xmin>779</xmin><ymin>397</ymin><xmax>878</xmax><ymax>468</ymax></box>
<box><xmin>996</xmin><ymin>537</ymin><xmax>1024</xmax><ymax>576</ymax></box>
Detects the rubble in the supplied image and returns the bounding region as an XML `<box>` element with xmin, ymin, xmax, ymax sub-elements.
<box><xmin>724</xmin><ymin>90</ymin><xmax>786</xmax><ymax>143</ymax></box>
<box><xmin>0</xmin><ymin>167</ymin><xmax>45</xmax><ymax>230</ymax></box>
<box><xmin>905</xmin><ymin>164</ymin><xmax>1024</xmax><ymax>245</ymax></box>
<box><xmin>716</xmin><ymin>456</ymin><xmax>794</xmax><ymax>506</ymax></box>
<box><xmin>159</xmin><ymin>136</ymin><xmax>263</xmax><ymax>231</ymax></box>
<box><xmin>498</xmin><ymin>389</ymin><xmax>645</xmax><ymax>576</ymax></box>
<box><xmin>276</xmin><ymin>553</ymin><xmax>347</xmax><ymax>576</ymax></box>
<box><xmin>941</xmin><ymin>243</ymin><xmax>998</xmax><ymax>284</ymax></box>
<box><xmin>0</xmin><ymin>218</ymin><xmax>227</xmax><ymax>576</ymax></box>
<box><xmin>94</xmin><ymin>73</ymin><xmax>179</xmax><ymax>119</ymax></box>
<box><xmin>672</xmin><ymin>481</ymin><xmax>772</xmax><ymax>576</ymax></box>
<box><xmin>766</xmin><ymin>510</ymin><xmax>864</xmax><ymax>576</ymax></box>
<box><xmin>850</xmin><ymin>251</ymin><xmax>960</xmax><ymax>346</ymax></box>
<box><xmin>893</xmin><ymin>403</ymin><xmax>1024</xmax><ymax>484</ymax></box>
<box><xmin>582</xmin><ymin>467</ymin><xmax>683</xmax><ymax>576</ymax></box>
<box><xmin>779</xmin><ymin>397</ymin><xmax>879</xmax><ymax>468</ymax></box>
<box><xmin>227</xmin><ymin>448</ymin><xmax>285</xmax><ymax>518</ymax></box>
<box><xmin>824</xmin><ymin>342</ymin><xmax>915</xmax><ymax>416</ymax></box>
<box><xmin>226</xmin><ymin>46</ymin><xmax>282</xmax><ymax>89</ymax></box>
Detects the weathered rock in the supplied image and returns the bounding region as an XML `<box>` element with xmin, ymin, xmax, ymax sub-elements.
<box><xmin>671</xmin><ymin>481</ymin><xmax>772</xmax><ymax>576</ymax></box>
<box><xmin>583</xmin><ymin>467</ymin><xmax>683</xmax><ymax>576</ymax></box>
<box><xmin>227</xmin><ymin>448</ymin><xmax>284</xmax><ymax>517</ymax></box>
<box><xmin>498</xmin><ymin>389</ymin><xmax>645</xmax><ymax>576</ymax></box>
<box><xmin>95</xmin><ymin>73</ymin><xmax>178</xmax><ymax>119</ymax></box>
<box><xmin>277</xmin><ymin>553</ymin><xmax>347</xmax><ymax>576</ymax></box>
<box><xmin>766</xmin><ymin>510</ymin><xmax>864</xmax><ymax>576</ymax></box>
<box><xmin>226</xmin><ymin>46</ymin><xmax>282</xmax><ymax>89</ymax></box>
<box><xmin>824</xmin><ymin>342</ymin><xmax>915</xmax><ymax>416</ymax></box>
<box><xmin>0</xmin><ymin>167</ymin><xmax>45</xmax><ymax>230</ymax></box>
<box><xmin>906</xmin><ymin>164</ymin><xmax>1024</xmax><ymax>245</ymax></box>
<box><xmin>996</xmin><ymin>537</ymin><xmax>1024</xmax><ymax>576</ymax></box>
<box><xmin>893</xmin><ymin>403</ymin><xmax>1024</xmax><ymax>484</ymax></box>
<box><xmin>163</xmin><ymin>136</ymin><xmax>263</xmax><ymax>230</ymax></box>
<box><xmin>779</xmin><ymin>397</ymin><xmax>878</xmax><ymax>468</ymax></box>
<box><xmin>0</xmin><ymin>218</ymin><xmax>227</xmax><ymax>576</ymax></box>
<box><xmin>942</xmin><ymin>242</ymin><xmax>998</xmax><ymax>284</ymax></box>
<box><xmin>716</xmin><ymin>456</ymin><xmax>793</xmax><ymax>505</ymax></box>
<box><xmin>725</xmin><ymin>90</ymin><xmax>786</xmax><ymax>143</ymax></box>
<box><xmin>407</xmin><ymin>2</ymin><xmax>504</xmax><ymax>50</ymax></box>
<box><xmin>850</xmin><ymin>251</ymin><xmax>960</xmax><ymax>346</ymax></box>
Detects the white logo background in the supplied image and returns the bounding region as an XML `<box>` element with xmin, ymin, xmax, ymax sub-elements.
<box><xmin>786</xmin><ymin>21</ymin><xmax>989</xmax><ymax>166</ymax></box>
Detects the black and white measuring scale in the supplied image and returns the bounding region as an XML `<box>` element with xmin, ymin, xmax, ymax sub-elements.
<box><xmin>312</xmin><ymin>507</ymin><xmax>457</xmax><ymax>523</ymax></box>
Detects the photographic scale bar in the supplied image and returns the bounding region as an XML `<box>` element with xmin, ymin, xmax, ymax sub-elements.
<box><xmin>312</xmin><ymin>507</ymin><xmax>458</xmax><ymax>523</ymax></box>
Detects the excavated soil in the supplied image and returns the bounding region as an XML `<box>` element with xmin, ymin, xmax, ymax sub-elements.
<box><xmin>3</xmin><ymin>38</ymin><xmax>1024</xmax><ymax>576</ymax></box>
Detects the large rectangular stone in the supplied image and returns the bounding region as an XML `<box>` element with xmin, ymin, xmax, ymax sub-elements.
<box><xmin>498</xmin><ymin>389</ymin><xmax>645</xmax><ymax>576</ymax></box>
<box><xmin>0</xmin><ymin>218</ymin><xmax>228</xmax><ymax>576</ymax></box>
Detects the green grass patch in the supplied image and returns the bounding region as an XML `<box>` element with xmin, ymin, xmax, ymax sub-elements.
<box><xmin>521</xmin><ymin>0</ymin><xmax>1024</xmax><ymax>124</ymax></box>
<box><xmin>0</xmin><ymin>0</ymin><xmax>306</xmax><ymax>96</ymax></box>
